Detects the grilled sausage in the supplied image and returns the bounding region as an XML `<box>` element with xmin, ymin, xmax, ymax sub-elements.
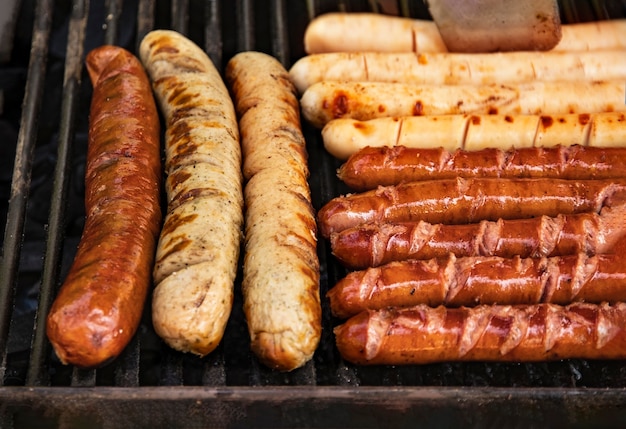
<box><xmin>139</xmin><ymin>30</ymin><xmax>243</xmax><ymax>356</ymax></box>
<box><xmin>337</xmin><ymin>144</ymin><xmax>626</xmax><ymax>191</ymax></box>
<box><xmin>328</xmin><ymin>252</ymin><xmax>626</xmax><ymax>318</ymax></box>
<box><xmin>334</xmin><ymin>302</ymin><xmax>626</xmax><ymax>365</ymax></box>
<box><xmin>330</xmin><ymin>203</ymin><xmax>626</xmax><ymax>270</ymax></box>
<box><xmin>318</xmin><ymin>177</ymin><xmax>626</xmax><ymax>238</ymax></box>
<box><xmin>226</xmin><ymin>51</ymin><xmax>321</xmax><ymax>371</ymax></box>
<box><xmin>289</xmin><ymin>50</ymin><xmax>626</xmax><ymax>94</ymax></box>
<box><xmin>324</xmin><ymin>112</ymin><xmax>626</xmax><ymax>161</ymax></box>
<box><xmin>46</xmin><ymin>46</ymin><xmax>161</xmax><ymax>368</ymax></box>
<box><xmin>300</xmin><ymin>80</ymin><xmax>626</xmax><ymax>128</ymax></box>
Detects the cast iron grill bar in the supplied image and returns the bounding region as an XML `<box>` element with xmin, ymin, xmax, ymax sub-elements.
<box><xmin>25</xmin><ymin>0</ymin><xmax>91</xmax><ymax>388</ymax></box>
<box><xmin>136</xmin><ymin>0</ymin><xmax>155</xmax><ymax>53</ymax></box>
<box><xmin>204</xmin><ymin>0</ymin><xmax>222</xmax><ymax>71</ymax></box>
<box><xmin>237</xmin><ymin>0</ymin><xmax>255</xmax><ymax>52</ymax></box>
<box><xmin>104</xmin><ymin>0</ymin><xmax>123</xmax><ymax>46</ymax></box>
<box><xmin>270</xmin><ymin>0</ymin><xmax>290</xmax><ymax>66</ymax></box>
<box><xmin>0</xmin><ymin>0</ymin><xmax>54</xmax><ymax>387</ymax></box>
<box><xmin>171</xmin><ymin>0</ymin><xmax>189</xmax><ymax>35</ymax></box>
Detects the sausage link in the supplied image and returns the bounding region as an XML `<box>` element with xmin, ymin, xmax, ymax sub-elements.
<box><xmin>334</xmin><ymin>302</ymin><xmax>626</xmax><ymax>365</ymax></box>
<box><xmin>226</xmin><ymin>52</ymin><xmax>321</xmax><ymax>371</ymax></box>
<box><xmin>330</xmin><ymin>205</ymin><xmax>626</xmax><ymax>269</ymax></box>
<box><xmin>46</xmin><ymin>46</ymin><xmax>161</xmax><ymax>368</ymax></box>
<box><xmin>139</xmin><ymin>30</ymin><xmax>243</xmax><ymax>356</ymax></box>
<box><xmin>338</xmin><ymin>145</ymin><xmax>626</xmax><ymax>191</ymax></box>
<box><xmin>317</xmin><ymin>177</ymin><xmax>626</xmax><ymax>238</ymax></box>
<box><xmin>328</xmin><ymin>252</ymin><xmax>626</xmax><ymax>318</ymax></box>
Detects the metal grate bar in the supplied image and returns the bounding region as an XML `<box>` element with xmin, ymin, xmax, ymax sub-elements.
<box><xmin>25</xmin><ymin>0</ymin><xmax>91</xmax><ymax>387</ymax></box>
<box><xmin>0</xmin><ymin>0</ymin><xmax>54</xmax><ymax>386</ymax></box>
<box><xmin>104</xmin><ymin>0</ymin><xmax>123</xmax><ymax>45</ymax></box>
<box><xmin>136</xmin><ymin>0</ymin><xmax>155</xmax><ymax>53</ymax></box>
<box><xmin>171</xmin><ymin>0</ymin><xmax>189</xmax><ymax>35</ymax></box>
<box><xmin>204</xmin><ymin>0</ymin><xmax>223</xmax><ymax>71</ymax></box>
<box><xmin>270</xmin><ymin>0</ymin><xmax>290</xmax><ymax>66</ymax></box>
<box><xmin>237</xmin><ymin>0</ymin><xmax>255</xmax><ymax>52</ymax></box>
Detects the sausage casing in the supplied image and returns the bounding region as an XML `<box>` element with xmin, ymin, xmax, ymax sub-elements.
<box><xmin>46</xmin><ymin>46</ymin><xmax>161</xmax><ymax>368</ymax></box>
<box><xmin>334</xmin><ymin>302</ymin><xmax>626</xmax><ymax>365</ymax></box>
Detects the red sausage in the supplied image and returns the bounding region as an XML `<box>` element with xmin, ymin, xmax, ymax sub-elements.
<box><xmin>46</xmin><ymin>46</ymin><xmax>161</xmax><ymax>368</ymax></box>
<box><xmin>334</xmin><ymin>302</ymin><xmax>626</xmax><ymax>365</ymax></box>
<box><xmin>327</xmin><ymin>253</ymin><xmax>626</xmax><ymax>318</ymax></box>
<box><xmin>317</xmin><ymin>177</ymin><xmax>626</xmax><ymax>238</ymax></box>
<box><xmin>338</xmin><ymin>145</ymin><xmax>626</xmax><ymax>191</ymax></box>
<box><xmin>330</xmin><ymin>204</ymin><xmax>626</xmax><ymax>269</ymax></box>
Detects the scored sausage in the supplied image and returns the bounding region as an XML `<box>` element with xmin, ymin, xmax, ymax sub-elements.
<box><xmin>323</xmin><ymin>112</ymin><xmax>626</xmax><ymax>161</ymax></box>
<box><xmin>46</xmin><ymin>46</ymin><xmax>161</xmax><ymax>368</ymax></box>
<box><xmin>328</xmin><ymin>251</ymin><xmax>626</xmax><ymax>318</ymax></box>
<box><xmin>330</xmin><ymin>203</ymin><xmax>626</xmax><ymax>270</ymax></box>
<box><xmin>290</xmin><ymin>50</ymin><xmax>626</xmax><ymax>94</ymax></box>
<box><xmin>334</xmin><ymin>302</ymin><xmax>626</xmax><ymax>365</ymax></box>
<box><xmin>302</xmin><ymin>13</ymin><xmax>626</xmax><ymax>54</ymax></box>
<box><xmin>337</xmin><ymin>144</ymin><xmax>626</xmax><ymax>191</ymax></box>
<box><xmin>318</xmin><ymin>177</ymin><xmax>626</xmax><ymax>238</ymax></box>
<box><xmin>226</xmin><ymin>51</ymin><xmax>321</xmax><ymax>371</ymax></box>
<box><xmin>300</xmin><ymin>80</ymin><xmax>626</xmax><ymax>128</ymax></box>
<box><xmin>139</xmin><ymin>30</ymin><xmax>243</xmax><ymax>356</ymax></box>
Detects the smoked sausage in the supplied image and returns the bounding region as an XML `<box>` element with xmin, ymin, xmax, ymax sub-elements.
<box><xmin>46</xmin><ymin>46</ymin><xmax>161</xmax><ymax>368</ymax></box>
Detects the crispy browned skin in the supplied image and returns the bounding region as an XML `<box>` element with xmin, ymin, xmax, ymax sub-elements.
<box><xmin>317</xmin><ymin>177</ymin><xmax>626</xmax><ymax>238</ymax></box>
<box><xmin>330</xmin><ymin>204</ymin><xmax>626</xmax><ymax>269</ymax></box>
<box><xmin>46</xmin><ymin>46</ymin><xmax>161</xmax><ymax>368</ymax></box>
<box><xmin>338</xmin><ymin>145</ymin><xmax>626</xmax><ymax>191</ymax></box>
<box><xmin>334</xmin><ymin>302</ymin><xmax>626</xmax><ymax>365</ymax></box>
<box><xmin>328</xmin><ymin>252</ymin><xmax>626</xmax><ymax>318</ymax></box>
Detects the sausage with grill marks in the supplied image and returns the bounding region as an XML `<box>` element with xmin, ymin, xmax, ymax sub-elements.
<box><xmin>46</xmin><ymin>46</ymin><xmax>162</xmax><ymax>368</ymax></box>
<box><xmin>327</xmin><ymin>252</ymin><xmax>626</xmax><ymax>318</ymax></box>
<box><xmin>334</xmin><ymin>302</ymin><xmax>626</xmax><ymax>365</ymax></box>
<box><xmin>330</xmin><ymin>204</ymin><xmax>626</xmax><ymax>269</ymax></box>
<box><xmin>317</xmin><ymin>177</ymin><xmax>626</xmax><ymax>238</ymax></box>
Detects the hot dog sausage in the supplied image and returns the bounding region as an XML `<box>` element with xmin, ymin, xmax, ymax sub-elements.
<box><xmin>226</xmin><ymin>52</ymin><xmax>321</xmax><ymax>371</ymax></box>
<box><xmin>46</xmin><ymin>46</ymin><xmax>161</xmax><ymax>368</ymax></box>
<box><xmin>290</xmin><ymin>51</ymin><xmax>626</xmax><ymax>94</ymax></box>
<box><xmin>324</xmin><ymin>112</ymin><xmax>626</xmax><ymax>162</ymax></box>
<box><xmin>330</xmin><ymin>204</ymin><xmax>626</xmax><ymax>269</ymax></box>
<box><xmin>334</xmin><ymin>302</ymin><xmax>626</xmax><ymax>365</ymax></box>
<box><xmin>300</xmin><ymin>80</ymin><xmax>626</xmax><ymax>128</ymax></box>
<box><xmin>139</xmin><ymin>30</ymin><xmax>243</xmax><ymax>356</ymax></box>
<box><xmin>318</xmin><ymin>177</ymin><xmax>626</xmax><ymax>238</ymax></box>
<box><xmin>328</xmin><ymin>252</ymin><xmax>626</xmax><ymax>318</ymax></box>
<box><xmin>337</xmin><ymin>144</ymin><xmax>626</xmax><ymax>191</ymax></box>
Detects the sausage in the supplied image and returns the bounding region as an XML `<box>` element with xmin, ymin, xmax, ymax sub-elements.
<box><xmin>225</xmin><ymin>52</ymin><xmax>321</xmax><ymax>371</ymax></box>
<box><xmin>289</xmin><ymin>51</ymin><xmax>626</xmax><ymax>94</ymax></box>
<box><xmin>139</xmin><ymin>30</ymin><xmax>244</xmax><ymax>356</ymax></box>
<box><xmin>330</xmin><ymin>203</ymin><xmax>626</xmax><ymax>269</ymax></box>
<box><xmin>46</xmin><ymin>46</ymin><xmax>161</xmax><ymax>368</ymax></box>
<box><xmin>337</xmin><ymin>144</ymin><xmax>626</xmax><ymax>191</ymax></box>
<box><xmin>334</xmin><ymin>302</ymin><xmax>626</xmax><ymax>365</ymax></box>
<box><xmin>323</xmin><ymin>112</ymin><xmax>626</xmax><ymax>162</ymax></box>
<box><xmin>317</xmin><ymin>177</ymin><xmax>626</xmax><ymax>238</ymax></box>
<box><xmin>303</xmin><ymin>14</ymin><xmax>626</xmax><ymax>55</ymax></box>
<box><xmin>300</xmin><ymin>80</ymin><xmax>626</xmax><ymax>128</ymax></box>
<box><xmin>328</xmin><ymin>252</ymin><xmax>626</xmax><ymax>318</ymax></box>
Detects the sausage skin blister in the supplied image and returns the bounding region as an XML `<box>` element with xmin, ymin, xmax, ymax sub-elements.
<box><xmin>334</xmin><ymin>302</ymin><xmax>626</xmax><ymax>365</ymax></box>
<box><xmin>46</xmin><ymin>46</ymin><xmax>162</xmax><ymax>368</ymax></box>
<box><xmin>226</xmin><ymin>52</ymin><xmax>321</xmax><ymax>371</ymax></box>
<box><xmin>330</xmin><ymin>205</ymin><xmax>626</xmax><ymax>269</ymax></box>
<box><xmin>139</xmin><ymin>30</ymin><xmax>243</xmax><ymax>356</ymax></box>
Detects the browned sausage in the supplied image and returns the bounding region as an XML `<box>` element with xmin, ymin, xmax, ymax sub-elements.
<box><xmin>334</xmin><ymin>302</ymin><xmax>626</xmax><ymax>365</ymax></box>
<box><xmin>327</xmin><ymin>252</ymin><xmax>626</xmax><ymax>318</ymax></box>
<box><xmin>338</xmin><ymin>145</ymin><xmax>626</xmax><ymax>191</ymax></box>
<box><xmin>46</xmin><ymin>46</ymin><xmax>162</xmax><ymax>368</ymax></box>
<box><xmin>330</xmin><ymin>204</ymin><xmax>626</xmax><ymax>269</ymax></box>
<box><xmin>317</xmin><ymin>177</ymin><xmax>626</xmax><ymax>238</ymax></box>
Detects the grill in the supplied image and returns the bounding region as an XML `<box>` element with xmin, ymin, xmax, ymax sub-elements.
<box><xmin>1</xmin><ymin>0</ymin><xmax>626</xmax><ymax>427</ymax></box>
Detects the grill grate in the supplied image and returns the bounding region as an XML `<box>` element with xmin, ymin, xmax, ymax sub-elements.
<box><xmin>2</xmin><ymin>0</ymin><xmax>626</xmax><ymax>427</ymax></box>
